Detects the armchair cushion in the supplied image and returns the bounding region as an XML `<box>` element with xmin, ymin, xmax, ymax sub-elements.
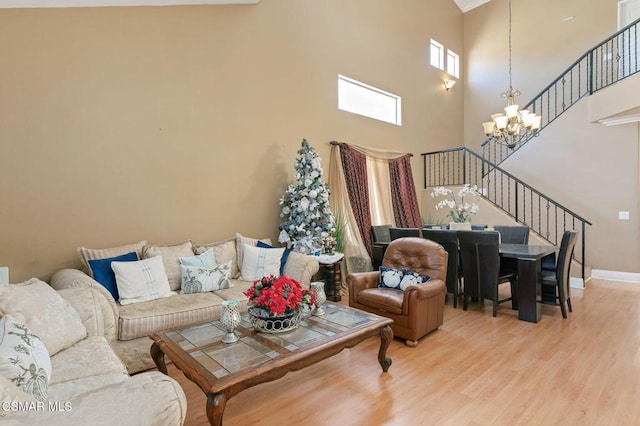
<box><xmin>358</xmin><ymin>287</ymin><xmax>404</xmax><ymax>314</ymax></box>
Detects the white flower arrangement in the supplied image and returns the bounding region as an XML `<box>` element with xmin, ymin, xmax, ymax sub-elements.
<box><xmin>430</xmin><ymin>184</ymin><xmax>481</xmax><ymax>223</ymax></box>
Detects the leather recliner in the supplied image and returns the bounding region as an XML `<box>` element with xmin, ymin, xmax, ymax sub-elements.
<box><xmin>347</xmin><ymin>237</ymin><xmax>447</xmax><ymax>347</ymax></box>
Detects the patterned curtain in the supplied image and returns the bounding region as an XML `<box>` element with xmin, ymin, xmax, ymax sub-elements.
<box><xmin>389</xmin><ymin>155</ymin><xmax>422</xmax><ymax>229</ymax></box>
<box><xmin>338</xmin><ymin>143</ymin><xmax>374</xmax><ymax>258</ymax></box>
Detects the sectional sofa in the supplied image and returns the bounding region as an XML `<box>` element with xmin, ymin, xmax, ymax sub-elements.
<box><xmin>49</xmin><ymin>235</ymin><xmax>319</xmax><ymax>373</ymax></box>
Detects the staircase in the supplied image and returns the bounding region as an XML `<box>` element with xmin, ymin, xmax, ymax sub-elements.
<box><xmin>421</xmin><ymin>148</ymin><xmax>591</xmax><ymax>281</ymax></box>
<box><xmin>482</xmin><ymin>17</ymin><xmax>640</xmax><ymax>166</ymax></box>
<box><xmin>421</xmin><ymin>18</ymin><xmax>640</xmax><ymax>282</ymax></box>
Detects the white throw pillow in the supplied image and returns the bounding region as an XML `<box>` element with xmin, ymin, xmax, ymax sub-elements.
<box><xmin>180</xmin><ymin>260</ymin><xmax>233</xmax><ymax>294</ymax></box>
<box><xmin>179</xmin><ymin>248</ymin><xmax>216</xmax><ymax>267</ymax></box>
<box><xmin>112</xmin><ymin>256</ymin><xmax>175</xmax><ymax>305</ymax></box>
<box><xmin>240</xmin><ymin>244</ymin><xmax>285</xmax><ymax>281</ymax></box>
<box><xmin>235</xmin><ymin>233</ymin><xmax>273</xmax><ymax>277</ymax></box>
<box><xmin>142</xmin><ymin>241</ymin><xmax>194</xmax><ymax>291</ymax></box>
<box><xmin>0</xmin><ymin>315</ymin><xmax>51</xmax><ymax>402</ymax></box>
<box><xmin>0</xmin><ymin>279</ymin><xmax>87</xmax><ymax>356</ymax></box>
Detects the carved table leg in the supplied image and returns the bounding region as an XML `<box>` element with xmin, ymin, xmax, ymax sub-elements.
<box><xmin>377</xmin><ymin>325</ymin><xmax>393</xmax><ymax>372</ymax></box>
<box><xmin>150</xmin><ymin>342</ymin><xmax>168</xmax><ymax>375</ymax></box>
<box><xmin>206</xmin><ymin>392</ymin><xmax>227</xmax><ymax>426</ymax></box>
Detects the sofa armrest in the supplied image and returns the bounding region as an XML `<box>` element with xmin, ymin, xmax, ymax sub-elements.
<box><xmin>282</xmin><ymin>252</ymin><xmax>320</xmax><ymax>289</ymax></box>
<box><xmin>56</xmin><ymin>287</ymin><xmax>118</xmax><ymax>341</ymax></box>
<box><xmin>51</xmin><ymin>269</ymin><xmax>119</xmax><ymax>342</ymax></box>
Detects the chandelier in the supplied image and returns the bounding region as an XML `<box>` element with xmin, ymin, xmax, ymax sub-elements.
<box><xmin>482</xmin><ymin>0</ymin><xmax>541</xmax><ymax>149</ymax></box>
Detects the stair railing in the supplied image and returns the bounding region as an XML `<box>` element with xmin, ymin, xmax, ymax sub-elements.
<box><xmin>482</xmin><ymin>17</ymin><xmax>640</xmax><ymax>166</ymax></box>
<box><xmin>422</xmin><ymin>147</ymin><xmax>592</xmax><ymax>281</ymax></box>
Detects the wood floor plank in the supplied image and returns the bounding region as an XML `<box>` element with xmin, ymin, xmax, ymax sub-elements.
<box><xmin>164</xmin><ymin>278</ymin><xmax>640</xmax><ymax>425</ymax></box>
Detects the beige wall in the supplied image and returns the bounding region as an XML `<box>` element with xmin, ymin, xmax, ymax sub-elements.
<box><xmin>0</xmin><ymin>0</ymin><xmax>464</xmax><ymax>282</ymax></box>
<box><xmin>462</xmin><ymin>0</ymin><xmax>640</xmax><ymax>272</ymax></box>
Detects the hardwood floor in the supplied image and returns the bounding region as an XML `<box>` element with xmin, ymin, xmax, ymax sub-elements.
<box><xmin>167</xmin><ymin>278</ymin><xmax>640</xmax><ymax>425</ymax></box>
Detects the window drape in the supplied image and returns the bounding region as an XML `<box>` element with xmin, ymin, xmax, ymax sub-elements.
<box><xmin>338</xmin><ymin>143</ymin><xmax>374</xmax><ymax>259</ymax></box>
<box><xmin>389</xmin><ymin>155</ymin><xmax>422</xmax><ymax>229</ymax></box>
<box><xmin>329</xmin><ymin>141</ymin><xmax>423</xmax><ymax>291</ymax></box>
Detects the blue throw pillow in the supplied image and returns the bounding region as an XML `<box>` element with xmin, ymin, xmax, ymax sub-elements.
<box><xmin>88</xmin><ymin>251</ymin><xmax>139</xmax><ymax>301</ymax></box>
<box><xmin>379</xmin><ymin>266</ymin><xmax>430</xmax><ymax>291</ymax></box>
<box><xmin>256</xmin><ymin>241</ymin><xmax>291</xmax><ymax>275</ymax></box>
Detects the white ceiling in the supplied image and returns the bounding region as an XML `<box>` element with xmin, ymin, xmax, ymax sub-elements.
<box><xmin>0</xmin><ymin>0</ymin><xmax>260</xmax><ymax>8</ymax></box>
<box><xmin>453</xmin><ymin>0</ymin><xmax>491</xmax><ymax>13</ymax></box>
<box><xmin>0</xmin><ymin>0</ymin><xmax>488</xmax><ymax>11</ymax></box>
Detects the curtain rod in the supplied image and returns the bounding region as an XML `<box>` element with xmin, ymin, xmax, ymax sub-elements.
<box><xmin>329</xmin><ymin>140</ymin><xmax>413</xmax><ymax>157</ymax></box>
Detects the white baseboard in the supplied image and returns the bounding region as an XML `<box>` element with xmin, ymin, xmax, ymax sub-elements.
<box><xmin>590</xmin><ymin>269</ymin><xmax>640</xmax><ymax>283</ymax></box>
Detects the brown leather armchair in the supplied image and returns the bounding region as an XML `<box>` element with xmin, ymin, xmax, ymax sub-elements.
<box><xmin>347</xmin><ymin>237</ymin><xmax>447</xmax><ymax>347</ymax></box>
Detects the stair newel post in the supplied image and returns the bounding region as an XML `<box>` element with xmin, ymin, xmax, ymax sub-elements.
<box><xmin>581</xmin><ymin>221</ymin><xmax>586</xmax><ymax>281</ymax></box>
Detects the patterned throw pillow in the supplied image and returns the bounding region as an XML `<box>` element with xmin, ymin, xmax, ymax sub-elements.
<box><xmin>379</xmin><ymin>266</ymin><xmax>431</xmax><ymax>291</ymax></box>
<box><xmin>0</xmin><ymin>315</ymin><xmax>52</xmax><ymax>402</ymax></box>
<box><xmin>112</xmin><ymin>256</ymin><xmax>175</xmax><ymax>305</ymax></box>
<box><xmin>180</xmin><ymin>261</ymin><xmax>233</xmax><ymax>294</ymax></box>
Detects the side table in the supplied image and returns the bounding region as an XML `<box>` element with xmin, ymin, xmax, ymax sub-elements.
<box><xmin>313</xmin><ymin>252</ymin><xmax>344</xmax><ymax>302</ymax></box>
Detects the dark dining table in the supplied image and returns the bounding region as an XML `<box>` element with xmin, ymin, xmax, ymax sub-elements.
<box><xmin>499</xmin><ymin>243</ymin><xmax>558</xmax><ymax>323</ymax></box>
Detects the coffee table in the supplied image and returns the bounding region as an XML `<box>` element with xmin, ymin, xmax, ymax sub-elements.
<box><xmin>150</xmin><ymin>302</ymin><xmax>393</xmax><ymax>425</ymax></box>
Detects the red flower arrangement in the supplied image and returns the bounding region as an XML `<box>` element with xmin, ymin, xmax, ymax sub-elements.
<box><xmin>243</xmin><ymin>275</ymin><xmax>315</xmax><ymax>317</ymax></box>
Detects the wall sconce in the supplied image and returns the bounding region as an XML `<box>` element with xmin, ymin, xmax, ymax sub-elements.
<box><xmin>443</xmin><ymin>79</ymin><xmax>456</xmax><ymax>91</ymax></box>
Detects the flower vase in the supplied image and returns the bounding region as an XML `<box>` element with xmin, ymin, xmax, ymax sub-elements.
<box><xmin>310</xmin><ymin>281</ymin><xmax>327</xmax><ymax>316</ymax></box>
<box><xmin>220</xmin><ymin>300</ymin><xmax>241</xmax><ymax>343</ymax></box>
<box><xmin>449</xmin><ymin>222</ymin><xmax>472</xmax><ymax>231</ymax></box>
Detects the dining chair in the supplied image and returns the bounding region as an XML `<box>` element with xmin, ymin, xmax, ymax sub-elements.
<box><xmin>540</xmin><ymin>230</ymin><xmax>578</xmax><ymax>318</ymax></box>
<box><xmin>371</xmin><ymin>225</ymin><xmax>392</xmax><ymax>270</ymax></box>
<box><xmin>494</xmin><ymin>225</ymin><xmax>530</xmax><ymax>244</ymax></box>
<box><xmin>457</xmin><ymin>230</ymin><xmax>518</xmax><ymax>317</ymax></box>
<box><xmin>494</xmin><ymin>225</ymin><xmax>530</xmax><ymax>273</ymax></box>
<box><xmin>423</xmin><ymin>229</ymin><xmax>462</xmax><ymax>308</ymax></box>
<box><xmin>389</xmin><ymin>227</ymin><xmax>421</xmax><ymax>240</ymax></box>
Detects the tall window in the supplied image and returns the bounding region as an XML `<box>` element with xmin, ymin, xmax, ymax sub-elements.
<box><xmin>338</xmin><ymin>75</ymin><xmax>402</xmax><ymax>126</ymax></box>
<box><xmin>447</xmin><ymin>49</ymin><xmax>460</xmax><ymax>78</ymax></box>
<box><xmin>430</xmin><ymin>39</ymin><xmax>445</xmax><ymax>70</ymax></box>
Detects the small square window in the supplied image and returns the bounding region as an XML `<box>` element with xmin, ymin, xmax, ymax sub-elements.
<box><xmin>447</xmin><ymin>49</ymin><xmax>460</xmax><ymax>78</ymax></box>
<box><xmin>430</xmin><ymin>39</ymin><xmax>444</xmax><ymax>70</ymax></box>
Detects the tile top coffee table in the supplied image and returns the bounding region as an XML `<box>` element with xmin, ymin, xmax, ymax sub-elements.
<box><xmin>150</xmin><ymin>302</ymin><xmax>393</xmax><ymax>426</ymax></box>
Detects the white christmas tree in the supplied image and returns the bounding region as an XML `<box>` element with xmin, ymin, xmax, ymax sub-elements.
<box><xmin>278</xmin><ymin>139</ymin><xmax>336</xmax><ymax>254</ymax></box>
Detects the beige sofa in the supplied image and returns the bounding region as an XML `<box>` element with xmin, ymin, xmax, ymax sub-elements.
<box><xmin>0</xmin><ymin>280</ymin><xmax>186</xmax><ymax>425</ymax></box>
<box><xmin>50</xmin><ymin>236</ymin><xmax>320</xmax><ymax>374</ymax></box>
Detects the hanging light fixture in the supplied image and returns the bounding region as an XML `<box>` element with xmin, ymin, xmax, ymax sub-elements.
<box><xmin>482</xmin><ymin>0</ymin><xmax>542</xmax><ymax>149</ymax></box>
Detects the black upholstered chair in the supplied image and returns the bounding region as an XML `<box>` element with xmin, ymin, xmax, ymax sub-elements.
<box><xmin>423</xmin><ymin>224</ymin><xmax>449</xmax><ymax>230</ymax></box>
<box><xmin>371</xmin><ymin>225</ymin><xmax>392</xmax><ymax>270</ymax></box>
<box><xmin>389</xmin><ymin>227</ymin><xmax>421</xmax><ymax>240</ymax></box>
<box><xmin>457</xmin><ymin>230</ymin><xmax>518</xmax><ymax>317</ymax></box>
<box><xmin>423</xmin><ymin>229</ymin><xmax>462</xmax><ymax>308</ymax></box>
<box><xmin>540</xmin><ymin>230</ymin><xmax>578</xmax><ymax>318</ymax></box>
<box><xmin>494</xmin><ymin>225</ymin><xmax>530</xmax><ymax>244</ymax></box>
<box><xmin>471</xmin><ymin>224</ymin><xmax>487</xmax><ymax>230</ymax></box>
